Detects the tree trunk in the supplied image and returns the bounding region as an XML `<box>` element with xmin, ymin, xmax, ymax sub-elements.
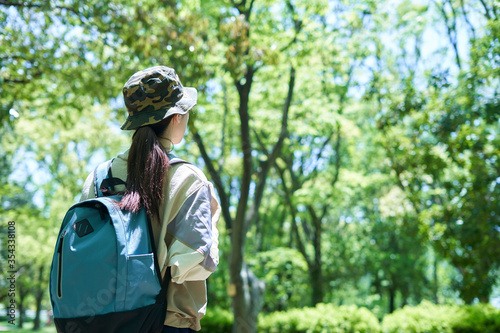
<box><xmin>433</xmin><ymin>255</ymin><xmax>439</xmax><ymax>304</ymax></box>
<box><xmin>230</xmin><ymin>66</ymin><xmax>263</xmax><ymax>333</ymax></box>
<box><xmin>18</xmin><ymin>282</ymin><xmax>27</xmax><ymax>328</ymax></box>
<box><xmin>192</xmin><ymin>8</ymin><xmax>294</xmax><ymax>332</ymax></box>
<box><xmin>479</xmin><ymin>294</ymin><xmax>489</xmax><ymax>303</ymax></box>
<box><xmin>231</xmin><ymin>263</ymin><xmax>265</xmax><ymax>333</ymax></box>
<box><xmin>310</xmin><ymin>264</ymin><xmax>323</xmax><ymax>305</ymax></box>
<box><xmin>33</xmin><ymin>265</ymin><xmax>45</xmax><ymax>330</ymax></box>
<box><xmin>388</xmin><ymin>285</ymin><xmax>396</xmax><ymax>314</ymax></box>
<box><xmin>309</xmin><ymin>206</ymin><xmax>324</xmax><ymax>305</ymax></box>
<box><xmin>230</xmin><ymin>62</ymin><xmax>294</xmax><ymax>333</ymax></box>
<box><xmin>193</xmin><ymin>63</ymin><xmax>273</xmax><ymax>332</ymax></box>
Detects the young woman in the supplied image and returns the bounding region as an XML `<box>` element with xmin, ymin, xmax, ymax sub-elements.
<box><xmin>80</xmin><ymin>66</ymin><xmax>221</xmax><ymax>333</ymax></box>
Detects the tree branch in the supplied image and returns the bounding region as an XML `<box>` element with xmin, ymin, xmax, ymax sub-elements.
<box><xmin>300</xmin><ymin>214</ymin><xmax>314</xmax><ymax>243</ymax></box>
<box><xmin>459</xmin><ymin>0</ymin><xmax>476</xmax><ymax>40</ymax></box>
<box><xmin>437</xmin><ymin>0</ymin><xmax>462</xmax><ymax>70</ymax></box>
<box><xmin>0</xmin><ymin>55</ymin><xmax>30</xmax><ymax>61</ymax></box>
<box><xmin>478</xmin><ymin>0</ymin><xmax>492</xmax><ymax>20</ymax></box>
<box><xmin>276</xmin><ymin>164</ymin><xmax>312</xmax><ymax>267</ymax></box>
<box><xmin>1</xmin><ymin>70</ymin><xmax>42</xmax><ymax>84</ymax></box>
<box><xmin>384</xmin><ymin>139</ymin><xmax>422</xmax><ymax>216</ymax></box>
<box><xmin>270</xmin><ymin>66</ymin><xmax>295</xmax><ymax>162</ymax></box>
<box><xmin>331</xmin><ymin>121</ymin><xmax>341</xmax><ymax>187</ymax></box>
<box><xmin>277</xmin><ymin>154</ymin><xmax>300</xmax><ymax>192</ymax></box>
<box><xmin>231</xmin><ymin>0</ymin><xmax>255</xmax><ymax>22</ymax></box>
<box><xmin>281</xmin><ymin>0</ymin><xmax>304</xmax><ymax>52</ymax></box>
<box><xmin>0</xmin><ymin>0</ymin><xmax>42</xmax><ymax>8</ymax></box>
<box><xmin>244</xmin><ymin>65</ymin><xmax>294</xmax><ymax>232</ymax></box>
<box><xmin>0</xmin><ymin>0</ymin><xmax>80</xmax><ymax>16</ymax></box>
<box><xmin>218</xmin><ymin>82</ymin><xmax>229</xmax><ymax>176</ymax></box>
<box><xmin>307</xmin><ymin>205</ymin><xmax>322</xmax><ymax>255</ymax></box>
<box><xmin>247</xmin><ymin>0</ymin><xmax>256</xmax><ymax>22</ymax></box>
<box><xmin>307</xmin><ymin>131</ymin><xmax>335</xmax><ymax>180</ymax></box>
<box><xmin>2</xmin><ymin>77</ymin><xmax>31</xmax><ymax>84</ymax></box>
<box><xmin>251</xmin><ymin>128</ymin><xmax>269</xmax><ymax>157</ymax></box>
<box><xmin>192</xmin><ymin>130</ymin><xmax>233</xmax><ymax>231</ymax></box>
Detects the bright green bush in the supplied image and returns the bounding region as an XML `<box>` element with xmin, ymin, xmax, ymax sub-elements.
<box><xmin>381</xmin><ymin>300</ymin><xmax>500</xmax><ymax>333</ymax></box>
<box><xmin>258</xmin><ymin>303</ymin><xmax>381</xmax><ymax>333</ymax></box>
<box><xmin>200</xmin><ymin>302</ymin><xmax>500</xmax><ymax>332</ymax></box>
<box><xmin>382</xmin><ymin>301</ymin><xmax>459</xmax><ymax>333</ymax></box>
<box><xmin>249</xmin><ymin>247</ymin><xmax>310</xmax><ymax>312</ymax></box>
<box><xmin>200</xmin><ymin>306</ymin><xmax>233</xmax><ymax>332</ymax></box>
<box><xmin>452</xmin><ymin>303</ymin><xmax>500</xmax><ymax>333</ymax></box>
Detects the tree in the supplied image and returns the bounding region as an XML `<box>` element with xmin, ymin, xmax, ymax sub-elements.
<box><xmin>1</xmin><ymin>0</ymin><xmax>499</xmax><ymax>329</ymax></box>
<box><xmin>369</xmin><ymin>0</ymin><xmax>500</xmax><ymax>304</ymax></box>
<box><xmin>189</xmin><ymin>0</ymin><xmax>320</xmax><ymax>330</ymax></box>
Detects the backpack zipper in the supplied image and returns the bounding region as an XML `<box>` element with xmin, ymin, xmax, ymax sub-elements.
<box><xmin>57</xmin><ymin>230</ymin><xmax>66</xmax><ymax>299</ymax></box>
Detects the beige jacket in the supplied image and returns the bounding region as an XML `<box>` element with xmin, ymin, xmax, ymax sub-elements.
<box><xmin>80</xmin><ymin>145</ymin><xmax>221</xmax><ymax>331</ymax></box>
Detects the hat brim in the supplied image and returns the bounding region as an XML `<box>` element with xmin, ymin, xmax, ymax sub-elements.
<box><xmin>120</xmin><ymin>87</ymin><xmax>197</xmax><ymax>130</ymax></box>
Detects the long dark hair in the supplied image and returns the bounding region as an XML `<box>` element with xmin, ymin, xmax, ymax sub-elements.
<box><xmin>119</xmin><ymin>117</ymin><xmax>173</xmax><ymax>223</ymax></box>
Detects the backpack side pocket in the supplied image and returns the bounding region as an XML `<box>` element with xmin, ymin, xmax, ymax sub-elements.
<box><xmin>125</xmin><ymin>253</ymin><xmax>161</xmax><ymax>311</ymax></box>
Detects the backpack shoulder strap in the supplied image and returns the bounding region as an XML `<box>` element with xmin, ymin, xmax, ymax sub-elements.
<box><xmin>93</xmin><ymin>160</ymin><xmax>110</xmax><ymax>198</ymax></box>
<box><xmin>93</xmin><ymin>159</ymin><xmax>126</xmax><ymax>198</ymax></box>
<box><xmin>168</xmin><ymin>154</ymin><xmax>189</xmax><ymax>166</ymax></box>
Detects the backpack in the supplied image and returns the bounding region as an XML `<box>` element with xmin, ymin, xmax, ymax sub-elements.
<box><xmin>49</xmin><ymin>157</ymin><xmax>185</xmax><ymax>333</ymax></box>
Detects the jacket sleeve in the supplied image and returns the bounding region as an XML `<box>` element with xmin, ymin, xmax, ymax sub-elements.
<box><xmin>166</xmin><ymin>182</ymin><xmax>220</xmax><ymax>284</ymax></box>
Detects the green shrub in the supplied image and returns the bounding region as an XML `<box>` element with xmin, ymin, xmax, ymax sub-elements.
<box><xmin>258</xmin><ymin>303</ymin><xmax>381</xmax><ymax>333</ymax></box>
<box><xmin>382</xmin><ymin>301</ymin><xmax>459</xmax><ymax>333</ymax></box>
<box><xmin>452</xmin><ymin>303</ymin><xmax>500</xmax><ymax>333</ymax></box>
<box><xmin>200</xmin><ymin>306</ymin><xmax>233</xmax><ymax>332</ymax></box>
<box><xmin>381</xmin><ymin>300</ymin><xmax>500</xmax><ymax>333</ymax></box>
<box><xmin>249</xmin><ymin>248</ymin><xmax>310</xmax><ymax>312</ymax></box>
<box><xmin>200</xmin><ymin>302</ymin><xmax>500</xmax><ymax>333</ymax></box>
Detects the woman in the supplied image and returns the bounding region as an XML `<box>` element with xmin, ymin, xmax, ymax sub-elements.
<box><xmin>80</xmin><ymin>66</ymin><xmax>221</xmax><ymax>333</ymax></box>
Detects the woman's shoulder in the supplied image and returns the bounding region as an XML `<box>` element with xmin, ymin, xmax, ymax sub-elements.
<box><xmin>166</xmin><ymin>160</ymin><xmax>211</xmax><ymax>201</ymax></box>
<box><xmin>169</xmin><ymin>159</ymin><xmax>209</xmax><ymax>183</ymax></box>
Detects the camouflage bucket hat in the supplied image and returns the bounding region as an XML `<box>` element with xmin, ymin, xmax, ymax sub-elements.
<box><xmin>121</xmin><ymin>66</ymin><xmax>197</xmax><ymax>130</ymax></box>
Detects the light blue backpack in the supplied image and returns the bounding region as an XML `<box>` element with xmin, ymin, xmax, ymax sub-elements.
<box><xmin>49</xmin><ymin>157</ymin><xmax>184</xmax><ymax>333</ymax></box>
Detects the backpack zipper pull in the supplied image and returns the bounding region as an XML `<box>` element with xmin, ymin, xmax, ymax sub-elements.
<box><xmin>57</xmin><ymin>231</ymin><xmax>66</xmax><ymax>253</ymax></box>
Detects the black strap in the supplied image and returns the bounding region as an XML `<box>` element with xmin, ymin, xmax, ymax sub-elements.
<box><xmin>157</xmin><ymin>267</ymin><xmax>172</xmax><ymax>303</ymax></box>
<box><xmin>93</xmin><ymin>159</ymin><xmax>127</xmax><ymax>197</ymax></box>
<box><xmin>146</xmin><ymin>213</ymin><xmax>172</xmax><ymax>304</ymax></box>
<box><xmin>100</xmin><ymin>178</ymin><xmax>126</xmax><ymax>196</ymax></box>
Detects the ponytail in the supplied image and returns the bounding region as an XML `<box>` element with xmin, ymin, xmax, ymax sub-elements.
<box><xmin>119</xmin><ymin>117</ymin><xmax>172</xmax><ymax>223</ymax></box>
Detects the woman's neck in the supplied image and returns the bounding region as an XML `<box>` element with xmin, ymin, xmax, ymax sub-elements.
<box><xmin>158</xmin><ymin>137</ymin><xmax>173</xmax><ymax>152</ymax></box>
